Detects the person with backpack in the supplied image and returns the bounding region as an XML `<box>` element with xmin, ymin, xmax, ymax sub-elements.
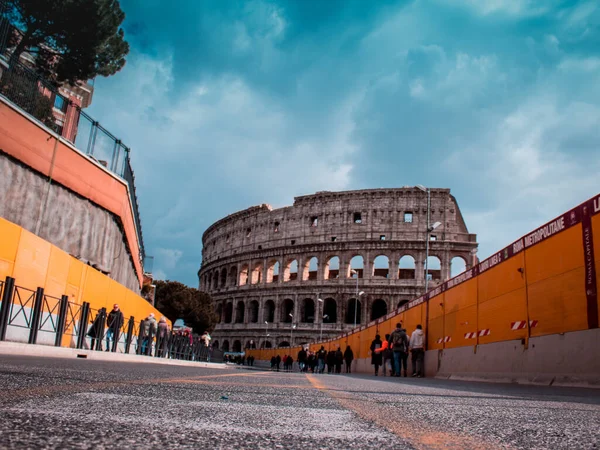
<box><xmin>389</xmin><ymin>322</ymin><xmax>409</xmax><ymax>377</ymax></box>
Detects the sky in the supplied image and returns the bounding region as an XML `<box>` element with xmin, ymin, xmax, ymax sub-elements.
<box><xmin>87</xmin><ymin>0</ymin><xmax>600</xmax><ymax>287</ymax></box>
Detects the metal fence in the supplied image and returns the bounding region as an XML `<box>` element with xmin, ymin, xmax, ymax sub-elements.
<box><xmin>0</xmin><ymin>1</ymin><xmax>144</xmax><ymax>261</ymax></box>
<box><xmin>0</xmin><ymin>276</ymin><xmax>222</xmax><ymax>363</ymax></box>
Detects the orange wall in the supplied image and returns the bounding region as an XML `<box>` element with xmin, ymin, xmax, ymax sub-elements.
<box><xmin>248</xmin><ymin>194</ymin><xmax>600</xmax><ymax>362</ymax></box>
<box><xmin>0</xmin><ymin>217</ymin><xmax>165</xmax><ymax>327</ymax></box>
<box><xmin>0</xmin><ymin>99</ymin><xmax>143</xmax><ymax>288</ymax></box>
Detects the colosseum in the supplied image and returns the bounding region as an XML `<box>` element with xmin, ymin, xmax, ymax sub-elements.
<box><xmin>199</xmin><ymin>188</ymin><xmax>478</xmax><ymax>353</ymax></box>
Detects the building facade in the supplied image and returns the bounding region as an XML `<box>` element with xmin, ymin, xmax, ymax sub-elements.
<box><xmin>199</xmin><ymin>188</ymin><xmax>478</xmax><ymax>352</ymax></box>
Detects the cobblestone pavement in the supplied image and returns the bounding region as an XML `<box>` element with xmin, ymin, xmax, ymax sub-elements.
<box><xmin>1</xmin><ymin>355</ymin><xmax>599</xmax><ymax>449</ymax></box>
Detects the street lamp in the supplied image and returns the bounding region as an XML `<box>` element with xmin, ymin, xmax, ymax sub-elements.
<box><xmin>351</xmin><ymin>269</ymin><xmax>366</xmax><ymax>328</ymax></box>
<box><xmin>415</xmin><ymin>185</ymin><xmax>441</xmax><ymax>293</ymax></box>
<box><xmin>265</xmin><ymin>320</ymin><xmax>269</xmax><ymax>338</ymax></box>
<box><xmin>321</xmin><ymin>314</ymin><xmax>329</xmax><ymax>341</ymax></box>
<box><xmin>289</xmin><ymin>313</ymin><xmax>294</xmax><ymax>347</ymax></box>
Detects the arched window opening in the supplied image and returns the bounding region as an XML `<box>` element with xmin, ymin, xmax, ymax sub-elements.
<box><xmin>267</xmin><ymin>260</ymin><xmax>280</xmax><ymax>283</ymax></box>
<box><xmin>251</xmin><ymin>262</ymin><xmax>263</xmax><ymax>284</ymax></box>
<box><xmin>264</xmin><ymin>300</ymin><xmax>275</xmax><ymax>323</ymax></box>
<box><xmin>301</xmin><ymin>298</ymin><xmax>315</xmax><ymax>323</ymax></box>
<box><xmin>284</xmin><ymin>259</ymin><xmax>298</xmax><ymax>282</ymax></box>
<box><xmin>212</xmin><ymin>340</ymin><xmax>219</xmax><ymax>349</ymax></box>
<box><xmin>426</xmin><ymin>256</ymin><xmax>442</xmax><ymax>281</ymax></box>
<box><xmin>222</xmin><ymin>340</ymin><xmax>230</xmax><ymax>352</ymax></box>
<box><xmin>345</xmin><ymin>299</ymin><xmax>362</xmax><ymax>325</ymax></box>
<box><xmin>324</xmin><ymin>256</ymin><xmax>340</xmax><ymax>279</ymax></box>
<box><xmin>371</xmin><ymin>299</ymin><xmax>387</xmax><ymax>321</ymax></box>
<box><xmin>450</xmin><ymin>256</ymin><xmax>467</xmax><ymax>278</ymax></box>
<box><xmin>224</xmin><ymin>302</ymin><xmax>233</xmax><ymax>323</ymax></box>
<box><xmin>398</xmin><ymin>299</ymin><xmax>410</xmax><ymax>309</ymax></box>
<box><xmin>235</xmin><ymin>301</ymin><xmax>245</xmax><ymax>323</ymax></box>
<box><xmin>212</xmin><ymin>271</ymin><xmax>219</xmax><ymax>290</ymax></box>
<box><xmin>348</xmin><ymin>255</ymin><xmax>364</xmax><ymax>278</ymax></box>
<box><xmin>263</xmin><ymin>340</ymin><xmax>272</xmax><ymax>349</ymax></box>
<box><xmin>245</xmin><ymin>340</ymin><xmax>256</xmax><ymax>349</ymax></box>
<box><xmin>220</xmin><ymin>268</ymin><xmax>227</xmax><ymax>287</ymax></box>
<box><xmin>373</xmin><ymin>255</ymin><xmax>390</xmax><ymax>278</ymax></box>
<box><xmin>229</xmin><ymin>266</ymin><xmax>238</xmax><ymax>286</ymax></box>
<box><xmin>302</xmin><ymin>257</ymin><xmax>319</xmax><ymax>281</ymax></box>
<box><xmin>281</xmin><ymin>299</ymin><xmax>294</xmax><ymax>322</ymax></box>
<box><xmin>249</xmin><ymin>300</ymin><xmax>259</xmax><ymax>323</ymax></box>
<box><xmin>278</xmin><ymin>341</ymin><xmax>290</xmax><ymax>348</ymax></box>
<box><xmin>216</xmin><ymin>303</ymin><xmax>223</xmax><ymax>323</ymax></box>
<box><xmin>323</xmin><ymin>298</ymin><xmax>337</xmax><ymax>323</ymax></box>
<box><xmin>399</xmin><ymin>255</ymin><xmax>416</xmax><ymax>279</ymax></box>
<box><xmin>232</xmin><ymin>340</ymin><xmax>242</xmax><ymax>352</ymax></box>
<box><xmin>239</xmin><ymin>264</ymin><xmax>249</xmax><ymax>286</ymax></box>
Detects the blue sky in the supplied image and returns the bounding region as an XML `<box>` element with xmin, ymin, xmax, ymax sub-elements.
<box><xmin>87</xmin><ymin>0</ymin><xmax>600</xmax><ymax>287</ymax></box>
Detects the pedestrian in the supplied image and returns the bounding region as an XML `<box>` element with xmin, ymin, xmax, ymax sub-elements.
<box><xmin>317</xmin><ymin>346</ymin><xmax>327</xmax><ymax>374</ymax></box>
<box><xmin>327</xmin><ymin>350</ymin><xmax>336</xmax><ymax>374</ymax></box>
<box><xmin>344</xmin><ymin>346</ymin><xmax>354</xmax><ymax>373</ymax></box>
<box><xmin>156</xmin><ymin>317</ymin><xmax>169</xmax><ymax>357</ymax></box>
<box><xmin>270</xmin><ymin>356</ymin><xmax>276</xmax><ymax>370</ymax></box>
<box><xmin>297</xmin><ymin>347</ymin><xmax>307</xmax><ymax>372</ymax></box>
<box><xmin>409</xmin><ymin>324</ymin><xmax>425</xmax><ymax>377</ymax></box>
<box><xmin>87</xmin><ymin>307</ymin><xmax>106</xmax><ymax>351</ymax></box>
<box><xmin>375</xmin><ymin>334</ymin><xmax>392</xmax><ymax>376</ymax></box>
<box><xmin>286</xmin><ymin>355</ymin><xmax>294</xmax><ymax>372</ymax></box>
<box><xmin>140</xmin><ymin>313</ymin><xmax>157</xmax><ymax>356</ymax></box>
<box><xmin>335</xmin><ymin>347</ymin><xmax>343</xmax><ymax>374</ymax></box>
<box><xmin>389</xmin><ymin>323</ymin><xmax>410</xmax><ymax>377</ymax></box>
<box><xmin>275</xmin><ymin>354</ymin><xmax>281</xmax><ymax>372</ymax></box>
<box><xmin>105</xmin><ymin>304</ymin><xmax>124</xmax><ymax>352</ymax></box>
<box><xmin>370</xmin><ymin>334</ymin><xmax>383</xmax><ymax>376</ymax></box>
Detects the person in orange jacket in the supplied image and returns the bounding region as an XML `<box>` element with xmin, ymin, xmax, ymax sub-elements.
<box><xmin>375</xmin><ymin>333</ymin><xmax>393</xmax><ymax>376</ymax></box>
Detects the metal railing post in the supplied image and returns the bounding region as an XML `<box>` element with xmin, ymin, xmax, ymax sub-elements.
<box><xmin>124</xmin><ymin>316</ymin><xmax>134</xmax><ymax>354</ymax></box>
<box><xmin>0</xmin><ymin>276</ymin><xmax>15</xmax><ymax>341</ymax></box>
<box><xmin>54</xmin><ymin>295</ymin><xmax>69</xmax><ymax>347</ymax></box>
<box><xmin>95</xmin><ymin>310</ymin><xmax>106</xmax><ymax>351</ymax></box>
<box><xmin>76</xmin><ymin>302</ymin><xmax>90</xmax><ymax>349</ymax></box>
<box><xmin>28</xmin><ymin>287</ymin><xmax>44</xmax><ymax>344</ymax></box>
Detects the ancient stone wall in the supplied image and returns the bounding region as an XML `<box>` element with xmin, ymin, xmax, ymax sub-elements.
<box><xmin>199</xmin><ymin>188</ymin><xmax>477</xmax><ymax>352</ymax></box>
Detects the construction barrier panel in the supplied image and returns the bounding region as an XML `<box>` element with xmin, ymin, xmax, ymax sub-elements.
<box><xmin>247</xmin><ymin>193</ymin><xmax>600</xmax><ymax>368</ymax></box>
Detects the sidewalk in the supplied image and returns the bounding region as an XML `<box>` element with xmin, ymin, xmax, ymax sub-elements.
<box><xmin>0</xmin><ymin>341</ymin><xmax>228</xmax><ymax>369</ymax></box>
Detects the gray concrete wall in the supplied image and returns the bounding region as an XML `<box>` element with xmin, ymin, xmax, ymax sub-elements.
<box><xmin>351</xmin><ymin>329</ymin><xmax>600</xmax><ymax>387</ymax></box>
<box><xmin>0</xmin><ymin>151</ymin><xmax>139</xmax><ymax>292</ymax></box>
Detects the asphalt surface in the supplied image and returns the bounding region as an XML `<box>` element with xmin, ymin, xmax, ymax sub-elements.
<box><xmin>0</xmin><ymin>356</ymin><xmax>599</xmax><ymax>449</ymax></box>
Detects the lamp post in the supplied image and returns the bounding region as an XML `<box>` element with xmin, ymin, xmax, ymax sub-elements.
<box><xmin>265</xmin><ymin>320</ymin><xmax>268</xmax><ymax>338</ymax></box>
<box><xmin>289</xmin><ymin>313</ymin><xmax>294</xmax><ymax>347</ymax></box>
<box><xmin>317</xmin><ymin>298</ymin><xmax>324</xmax><ymax>342</ymax></box>
<box><xmin>415</xmin><ymin>185</ymin><xmax>441</xmax><ymax>293</ymax></box>
<box><xmin>321</xmin><ymin>314</ymin><xmax>328</xmax><ymax>341</ymax></box>
<box><xmin>350</xmin><ymin>269</ymin><xmax>365</xmax><ymax>328</ymax></box>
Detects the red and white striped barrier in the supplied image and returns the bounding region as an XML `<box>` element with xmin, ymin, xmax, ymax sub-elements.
<box><xmin>510</xmin><ymin>320</ymin><xmax>538</xmax><ymax>330</ymax></box>
<box><xmin>464</xmin><ymin>329</ymin><xmax>491</xmax><ymax>339</ymax></box>
<box><xmin>437</xmin><ymin>336</ymin><xmax>452</xmax><ymax>344</ymax></box>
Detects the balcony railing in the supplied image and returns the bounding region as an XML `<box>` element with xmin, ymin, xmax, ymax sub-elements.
<box><xmin>0</xmin><ymin>2</ymin><xmax>145</xmax><ymax>262</ymax></box>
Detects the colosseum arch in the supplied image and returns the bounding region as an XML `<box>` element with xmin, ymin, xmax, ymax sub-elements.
<box><xmin>397</xmin><ymin>299</ymin><xmax>410</xmax><ymax>309</ymax></box>
<box><xmin>346</xmin><ymin>298</ymin><xmax>362</xmax><ymax>325</ymax></box>
<box><xmin>212</xmin><ymin>271</ymin><xmax>219</xmax><ymax>290</ymax></box>
<box><xmin>263</xmin><ymin>299</ymin><xmax>275</xmax><ymax>323</ymax></box>
<box><xmin>222</xmin><ymin>340</ymin><xmax>230</xmax><ymax>352</ymax></box>
<box><xmin>324</xmin><ymin>256</ymin><xmax>340</xmax><ymax>280</ymax></box>
<box><xmin>229</xmin><ymin>266</ymin><xmax>238</xmax><ymax>287</ymax></box>
<box><xmin>371</xmin><ymin>299</ymin><xmax>387</xmax><ymax>321</ymax></box>
<box><xmin>239</xmin><ymin>264</ymin><xmax>249</xmax><ymax>286</ymax></box>
<box><xmin>399</xmin><ymin>255</ymin><xmax>416</xmax><ymax>279</ymax></box>
<box><xmin>302</xmin><ymin>257</ymin><xmax>319</xmax><ymax>281</ymax></box>
<box><xmin>281</xmin><ymin>299</ymin><xmax>294</xmax><ymax>322</ymax></box>
<box><xmin>278</xmin><ymin>341</ymin><xmax>290</xmax><ymax>348</ymax></box>
<box><xmin>232</xmin><ymin>340</ymin><xmax>242</xmax><ymax>352</ymax></box>
<box><xmin>248</xmin><ymin>300</ymin><xmax>259</xmax><ymax>323</ymax></box>
<box><xmin>323</xmin><ymin>298</ymin><xmax>337</xmax><ymax>323</ymax></box>
<box><xmin>426</xmin><ymin>256</ymin><xmax>442</xmax><ymax>281</ymax></box>
<box><xmin>301</xmin><ymin>298</ymin><xmax>315</xmax><ymax>323</ymax></box>
<box><xmin>216</xmin><ymin>303</ymin><xmax>223</xmax><ymax>323</ymax></box>
<box><xmin>262</xmin><ymin>340</ymin><xmax>272</xmax><ymax>349</ymax></box>
<box><xmin>283</xmin><ymin>259</ymin><xmax>298</xmax><ymax>282</ymax></box>
<box><xmin>220</xmin><ymin>268</ymin><xmax>227</xmax><ymax>287</ymax></box>
<box><xmin>224</xmin><ymin>302</ymin><xmax>233</xmax><ymax>323</ymax></box>
<box><xmin>251</xmin><ymin>262</ymin><xmax>263</xmax><ymax>284</ymax></box>
<box><xmin>235</xmin><ymin>301</ymin><xmax>245</xmax><ymax>323</ymax></box>
<box><xmin>450</xmin><ymin>256</ymin><xmax>467</xmax><ymax>278</ymax></box>
<box><xmin>348</xmin><ymin>255</ymin><xmax>364</xmax><ymax>278</ymax></box>
<box><xmin>212</xmin><ymin>340</ymin><xmax>219</xmax><ymax>349</ymax></box>
<box><xmin>266</xmin><ymin>260</ymin><xmax>280</xmax><ymax>283</ymax></box>
<box><xmin>372</xmin><ymin>255</ymin><xmax>390</xmax><ymax>278</ymax></box>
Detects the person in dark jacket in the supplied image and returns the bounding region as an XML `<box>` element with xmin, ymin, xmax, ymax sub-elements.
<box><xmin>370</xmin><ymin>334</ymin><xmax>383</xmax><ymax>376</ymax></box>
<box><xmin>297</xmin><ymin>348</ymin><xmax>307</xmax><ymax>372</ymax></box>
<box><xmin>275</xmin><ymin>354</ymin><xmax>281</xmax><ymax>372</ymax></box>
<box><xmin>344</xmin><ymin>346</ymin><xmax>354</xmax><ymax>373</ymax></box>
<box><xmin>105</xmin><ymin>304</ymin><xmax>124</xmax><ymax>352</ymax></box>
<box><xmin>87</xmin><ymin>307</ymin><xmax>106</xmax><ymax>351</ymax></box>
<box><xmin>335</xmin><ymin>347</ymin><xmax>344</xmax><ymax>374</ymax></box>
<box><xmin>156</xmin><ymin>317</ymin><xmax>169</xmax><ymax>357</ymax></box>
<box><xmin>389</xmin><ymin>323</ymin><xmax>410</xmax><ymax>377</ymax></box>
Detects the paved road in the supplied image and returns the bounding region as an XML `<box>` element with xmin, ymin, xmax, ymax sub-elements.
<box><xmin>0</xmin><ymin>356</ymin><xmax>599</xmax><ymax>449</ymax></box>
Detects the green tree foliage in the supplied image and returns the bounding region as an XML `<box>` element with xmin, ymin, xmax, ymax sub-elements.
<box><xmin>152</xmin><ymin>280</ymin><xmax>217</xmax><ymax>335</ymax></box>
<box><xmin>0</xmin><ymin>65</ymin><xmax>56</xmax><ymax>129</ymax></box>
<box><xmin>6</xmin><ymin>0</ymin><xmax>130</xmax><ymax>84</ymax></box>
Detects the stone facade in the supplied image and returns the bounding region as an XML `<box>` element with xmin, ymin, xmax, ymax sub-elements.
<box><xmin>199</xmin><ymin>188</ymin><xmax>477</xmax><ymax>352</ymax></box>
